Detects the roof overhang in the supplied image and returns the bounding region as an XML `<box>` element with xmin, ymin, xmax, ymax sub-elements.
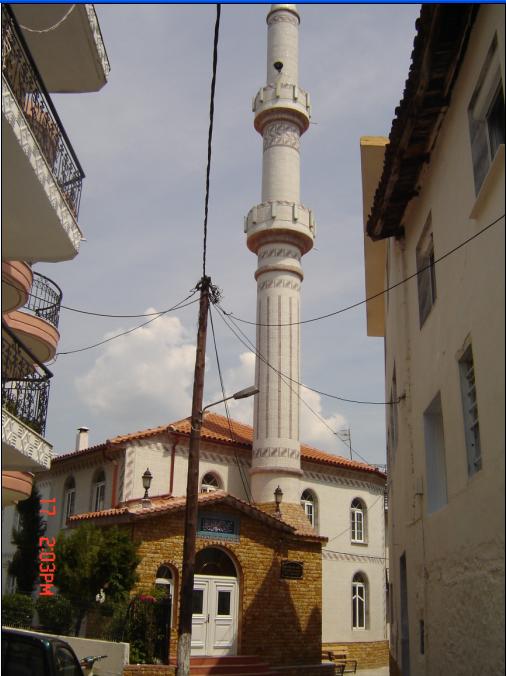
<box><xmin>366</xmin><ymin>4</ymin><xmax>478</xmax><ymax>241</ymax></box>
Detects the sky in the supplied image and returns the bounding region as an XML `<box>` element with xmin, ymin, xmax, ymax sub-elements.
<box><xmin>36</xmin><ymin>3</ymin><xmax>421</xmax><ymax>465</ymax></box>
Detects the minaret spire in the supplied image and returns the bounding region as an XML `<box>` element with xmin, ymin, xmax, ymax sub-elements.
<box><xmin>246</xmin><ymin>4</ymin><xmax>315</xmax><ymax>505</ymax></box>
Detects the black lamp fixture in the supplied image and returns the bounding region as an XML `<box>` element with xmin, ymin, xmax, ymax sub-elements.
<box><xmin>142</xmin><ymin>468</ymin><xmax>153</xmax><ymax>500</ymax></box>
<box><xmin>274</xmin><ymin>485</ymin><xmax>283</xmax><ymax>514</ymax></box>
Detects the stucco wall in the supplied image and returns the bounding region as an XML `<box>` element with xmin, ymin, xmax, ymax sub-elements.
<box><xmin>382</xmin><ymin>6</ymin><xmax>505</xmax><ymax>675</ymax></box>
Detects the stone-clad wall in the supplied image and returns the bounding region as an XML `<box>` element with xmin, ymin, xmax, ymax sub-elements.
<box><xmin>323</xmin><ymin>640</ymin><xmax>389</xmax><ymax>669</ymax></box>
<box><xmin>129</xmin><ymin>504</ymin><xmax>323</xmax><ymax>668</ymax></box>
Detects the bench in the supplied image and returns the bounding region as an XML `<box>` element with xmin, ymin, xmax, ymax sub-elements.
<box><xmin>321</xmin><ymin>649</ymin><xmax>357</xmax><ymax>674</ymax></box>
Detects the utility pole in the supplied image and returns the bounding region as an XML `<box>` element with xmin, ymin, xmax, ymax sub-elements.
<box><xmin>176</xmin><ymin>275</ymin><xmax>211</xmax><ymax>676</ymax></box>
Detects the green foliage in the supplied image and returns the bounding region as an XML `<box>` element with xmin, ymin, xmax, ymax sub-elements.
<box><xmin>9</xmin><ymin>486</ymin><xmax>46</xmax><ymax>593</ymax></box>
<box><xmin>2</xmin><ymin>593</ymin><xmax>34</xmax><ymax>628</ymax></box>
<box><xmin>54</xmin><ymin>524</ymin><xmax>140</xmax><ymax>635</ymax></box>
<box><xmin>35</xmin><ymin>595</ymin><xmax>73</xmax><ymax>635</ymax></box>
<box><xmin>123</xmin><ymin>586</ymin><xmax>172</xmax><ymax>664</ymax></box>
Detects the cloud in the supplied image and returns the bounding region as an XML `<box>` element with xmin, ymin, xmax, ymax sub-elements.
<box><xmin>212</xmin><ymin>352</ymin><xmax>348</xmax><ymax>453</ymax></box>
<box><xmin>75</xmin><ymin>311</ymin><xmax>195</xmax><ymax>430</ymax></box>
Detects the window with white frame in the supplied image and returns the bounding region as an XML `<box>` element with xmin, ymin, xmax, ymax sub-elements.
<box><xmin>300</xmin><ymin>489</ymin><xmax>317</xmax><ymax>528</ymax></box>
<box><xmin>351</xmin><ymin>498</ymin><xmax>366</xmax><ymax>543</ymax></box>
<box><xmin>155</xmin><ymin>564</ymin><xmax>175</xmax><ymax>622</ymax></box>
<box><xmin>423</xmin><ymin>393</ymin><xmax>448</xmax><ymax>514</ymax></box>
<box><xmin>416</xmin><ymin>216</ymin><xmax>437</xmax><ymax>327</ymax></box>
<box><xmin>92</xmin><ymin>469</ymin><xmax>106</xmax><ymax>512</ymax></box>
<box><xmin>459</xmin><ymin>343</ymin><xmax>482</xmax><ymax>476</ymax></box>
<box><xmin>200</xmin><ymin>472</ymin><xmax>221</xmax><ymax>493</ymax></box>
<box><xmin>352</xmin><ymin>572</ymin><xmax>367</xmax><ymax>629</ymax></box>
<box><xmin>468</xmin><ymin>35</ymin><xmax>505</xmax><ymax>194</ymax></box>
<box><xmin>62</xmin><ymin>476</ymin><xmax>76</xmax><ymax>526</ymax></box>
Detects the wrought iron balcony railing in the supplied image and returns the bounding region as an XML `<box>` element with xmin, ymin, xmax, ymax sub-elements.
<box><xmin>1</xmin><ymin>4</ymin><xmax>85</xmax><ymax>218</ymax></box>
<box><xmin>25</xmin><ymin>272</ymin><xmax>63</xmax><ymax>330</ymax></box>
<box><xmin>2</xmin><ymin>321</ymin><xmax>52</xmax><ymax>437</ymax></box>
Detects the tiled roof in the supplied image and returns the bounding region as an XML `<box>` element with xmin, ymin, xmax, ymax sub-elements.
<box><xmin>366</xmin><ymin>4</ymin><xmax>478</xmax><ymax>240</ymax></box>
<box><xmin>68</xmin><ymin>490</ymin><xmax>325</xmax><ymax>541</ymax></box>
<box><xmin>53</xmin><ymin>412</ymin><xmax>385</xmax><ymax>479</ymax></box>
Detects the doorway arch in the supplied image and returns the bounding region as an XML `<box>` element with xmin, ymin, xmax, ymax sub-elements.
<box><xmin>192</xmin><ymin>547</ymin><xmax>239</xmax><ymax>657</ymax></box>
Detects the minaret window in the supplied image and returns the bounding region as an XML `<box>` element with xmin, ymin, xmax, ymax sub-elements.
<box><xmin>351</xmin><ymin>498</ymin><xmax>366</xmax><ymax>543</ymax></box>
<box><xmin>300</xmin><ymin>489</ymin><xmax>317</xmax><ymax>528</ymax></box>
<box><xmin>200</xmin><ymin>473</ymin><xmax>221</xmax><ymax>493</ymax></box>
<box><xmin>62</xmin><ymin>476</ymin><xmax>76</xmax><ymax>526</ymax></box>
<box><xmin>91</xmin><ymin>469</ymin><xmax>106</xmax><ymax>512</ymax></box>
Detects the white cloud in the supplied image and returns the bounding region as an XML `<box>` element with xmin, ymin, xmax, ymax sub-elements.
<box><xmin>75</xmin><ymin>311</ymin><xmax>195</xmax><ymax>429</ymax></box>
<box><xmin>211</xmin><ymin>352</ymin><xmax>348</xmax><ymax>453</ymax></box>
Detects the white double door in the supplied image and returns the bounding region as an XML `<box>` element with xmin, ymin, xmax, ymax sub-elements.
<box><xmin>191</xmin><ymin>575</ymin><xmax>238</xmax><ymax>656</ymax></box>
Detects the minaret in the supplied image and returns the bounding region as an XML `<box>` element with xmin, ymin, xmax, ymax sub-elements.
<box><xmin>245</xmin><ymin>4</ymin><xmax>315</xmax><ymax>506</ymax></box>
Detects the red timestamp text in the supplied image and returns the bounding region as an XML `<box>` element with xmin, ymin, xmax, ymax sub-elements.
<box><xmin>39</xmin><ymin>498</ymin><xmax>57</xmax><ymax>596</ymax></box>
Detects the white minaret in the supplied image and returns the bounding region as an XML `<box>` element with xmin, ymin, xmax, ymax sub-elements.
<box><xmin>246</xmin><ymin>4</ymin><xmax>315</xmax><ymax>506</ymax></box>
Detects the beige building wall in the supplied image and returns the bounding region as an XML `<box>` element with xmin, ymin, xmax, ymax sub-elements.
<box><xmin>363</xmin><ymin>6</ymin><xmax>504</xmax><ymax>675</ymax></box>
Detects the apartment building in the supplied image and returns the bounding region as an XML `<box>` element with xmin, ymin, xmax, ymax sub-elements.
<box><xmin>1</xmin><ymin>3</ymin><xmax>109</xmax><ymax>515</ymax></box>
<box><xmin>360</xmin><ymin>5</ymin><xmax>504</xmax><ymax>675</ymax></box>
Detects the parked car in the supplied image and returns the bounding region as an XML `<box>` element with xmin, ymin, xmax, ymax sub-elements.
<box><xmin>1</xmin><ymin>628</ymin><xmax>106</xmax><ymax>676</ymax></box>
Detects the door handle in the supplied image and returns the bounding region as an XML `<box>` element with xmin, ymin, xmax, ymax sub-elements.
<box><xmin>207</xmin><ymin>614</ymin><xmax>210</xmax><ymax>624</ymax></box>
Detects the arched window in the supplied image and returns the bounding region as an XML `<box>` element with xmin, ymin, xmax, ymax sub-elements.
<box><xmin>351</xmin><ymin>498</ymin><xmax>366</xmax><ymax>543</ymax></box>
<box><xmin>155</xmin><ymin>564</ymin><xmax>175</xmax><ymax>622</ymax></box>
<box><xmin>62</xmin><ymin>476</ymin><xmax>76</xmax><ymax>526</ymax></box>
<box><xmin>195</xmin><ymin>547</ymin><xmax>237</xmax><ymax>577</ymax></box>
<box><xmin>200</xmin><ymin>472</ymin><xmax>221</xmax><ymax>493</ymax></box>
<box><xmin>300</xmin><ymin>489</ymin><xmax>317</xmax><ymax>528</ymax></box>
<box><xmin>352</xmin><ymin>572</ymin><xmax>367</xmax><ymax>629</ymax></box>
<box><xmin>91</xmin><ymin>469</ymin><xmax>106</xmax><ymax>512</ymax></box>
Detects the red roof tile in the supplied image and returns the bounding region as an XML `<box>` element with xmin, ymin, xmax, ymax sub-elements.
<box><xmin>54</xmin><ymin>412</ymin><xmax>385</xmax><ymax>479</ymax></box>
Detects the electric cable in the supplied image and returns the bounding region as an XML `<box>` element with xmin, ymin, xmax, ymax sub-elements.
<box><xmin>221</xmin><ymin>305</ymin><xmax>401</xmax><ymax>406</ymax></box>
<box><xmin>208</xmin><ymin>305</ymin><xmax>253</xmax><ymax>504</ymax></box>
<box><xmin>325</xmin><ymin>492</ymin><xmax>385</xmax><ymax>546</ymax></box>
<box><xmin>223</xmin><ymin>213</ymin><xmax>505</xmax><ymax>327</ymax></box>
<box><xmin>202</xmin><ymin>4</ymin><xmax>221</xmax><ymax>278</ymax></box>
<box><xmin>56</xmin><ymin>293</ymin><xmax>199</xmax><ymax>356</ymax></box>
<box><xmin>215</xmin><ymin>305</ymin><xmax>375</xmax><ymax>465</ymax></box>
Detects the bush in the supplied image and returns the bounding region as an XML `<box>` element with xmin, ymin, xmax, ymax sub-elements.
<box><xmin>2</xmin><ymin>593</ymin><xmax>34</xmax><ymax>628</ymax></box>
<box><xmin>35</xmin><ymin>595</ymin><xmax>73</xmax><ymax>635</ymax></box>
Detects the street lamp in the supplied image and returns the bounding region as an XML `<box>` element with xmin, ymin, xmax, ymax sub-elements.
<box><xmin>142</xmin><ymin>468</ymin><xmax>153</xmax><ymax>506</ymax></box>
<box><xmin>176</xmin><ymin>384</ymin><xmax>258</xmax><ymax>676</ymax></box>
<box><xmin>274</xmin><ymin>485</ymin><xmax>283</xmax><ymax>515</ymax></box>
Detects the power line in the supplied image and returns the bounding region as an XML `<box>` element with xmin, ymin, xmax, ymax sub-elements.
<box><xmin>221</xmin><ymin>305</ymin><xmax>401</xmax><ymax>406</ymax></box>
<box><xmin>215</xmin><ymin>305</ymin><xmax>375</xmax><ymax>465</ymax></box>
<box><xmin>223</xmin><ymin>213</ymin><xmax>505</xmax><ymax>327</ymax></box>
<box><xmin>56</xmin><ymin>292</ymin><xmax>199</xmax><ymax>356</ymax></box>
<box><xmin>202</xmin><ymin>4</ymin><xmax>221</xmax><ymax>278</ymax></box>
<box><xmin>208</xmin><ymin>305</ymin><xmax>252</xmax><ymax>504</ymax></box>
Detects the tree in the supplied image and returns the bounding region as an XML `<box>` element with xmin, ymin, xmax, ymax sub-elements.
<box><xmin>9</xmin><ymin>486</ymin><xmax>46</xmax><ymax>593</ymax></box>
<box><xmin>54</xmin><ymin>523</ymin><xmax>139</xmax><ymax>635</ymax></box>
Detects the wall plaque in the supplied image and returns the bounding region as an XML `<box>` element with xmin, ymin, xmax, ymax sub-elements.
<box><xmin>281</xmin><ymin>560</ymin><xmax>304</xmax><ymax>579</ymax></box>
<box><xmin>197</xmin><ymin>512</ymin><xmax>240</xmax><ymax>542</ymax></box>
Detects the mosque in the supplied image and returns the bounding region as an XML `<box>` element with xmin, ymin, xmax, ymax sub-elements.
<box><xmin>2</xmin><ymin>5</ymin><xmax>388</xmax><ymax>674</ymax></box>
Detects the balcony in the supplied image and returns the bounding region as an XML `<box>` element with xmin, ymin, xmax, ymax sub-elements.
<box><xmin>1</xmin><ymin>4</ymin><xmax>84</xmax><ymax>263</ymax></box>
<box><xmin>1</xmin><ymin>261</ymin><xmax>33</xmax><ymax>313</ymax></box>
<box><xmin>11</xmin><ymin>4</ymin><xmax>110</xmax><ymax>93</ymax></box>
<box><xmin>2</xmin><ymin>321</ymin><xmax>53</xmax><ymax>473</ymax></box>
<box><xmin>3</xmin><ymin>272</ymin><xmax>62</xmax><ymax>363</ymax></box>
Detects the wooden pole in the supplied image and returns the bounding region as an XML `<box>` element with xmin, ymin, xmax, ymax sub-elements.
<box><xmin>176</xmin><ymin>276</ymin><xmax>211</xmax><ymax>676</ymax></box>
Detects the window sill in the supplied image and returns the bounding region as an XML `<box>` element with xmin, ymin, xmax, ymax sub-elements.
<box><xmin>351</xmin><ymin>540</ymin><xmax>368</xmax><ymax>547</ymax></box>
<box><xmin>470</xmin><ymin>144</ymin><xmax>504</xmax><ymax>220</ymax></box>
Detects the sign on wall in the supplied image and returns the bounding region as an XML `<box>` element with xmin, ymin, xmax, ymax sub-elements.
<box><xmin>280</xmin><ymin>560</ymin><xmax>304</xmax><ymax>579</ymax></box>
<box><xmin>197</xmin><ymin>512</ymin><xmax>240</xmax><ymax>542</ymax></box>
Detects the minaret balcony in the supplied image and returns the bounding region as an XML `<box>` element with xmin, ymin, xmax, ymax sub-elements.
<box><xmin>1</xmin><ymin>321</ymin><xmax>53</xmax><ymax>473</ymax></box>
<box><xmin>2</xmin><ymin>273</ymin><xmax>62</xmax><ymax>364</ymax></box>
<box><xmin>245</xmin><ymin>200</ymin><xmax>315</xmax><ymax>254</ymax></box>
<box><xmin>1</xmin><ymin>4</ymin><xmax>84</xmax><ymax>263</ymax></box>
<box><xmin>11</xmin><ymin>4</ymin><xmax>110</xmax><ymax>94</ymax></box>
<box><xmin>253</xmin><ymin>83</ymin><xmax>310</xmax><ymax>135</ymax></box>
<box><xmin>1</xmin><ymin>261</ymin><xmax>33</xmax><ymax>314</ymax></box>
<box><xmin>2</xmin><ymin>471</ymin><xmax>34</xmax><ymax>507</ymax></box>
